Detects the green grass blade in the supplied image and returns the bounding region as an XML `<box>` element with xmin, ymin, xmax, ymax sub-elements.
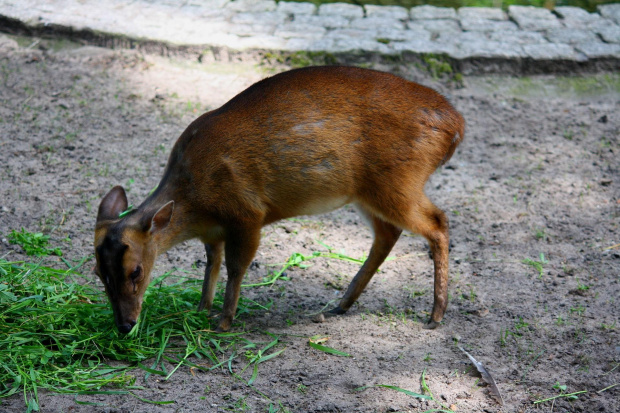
<box><xmin>74</xmin><ymin>400</ymin><xmax>108</xmax><ymax>406</ymax></box>
<box><xmin>259</xmin><ymin>337</ymin><xmax>279</xmax><ymax>354</ymax></box>
<box><xmin>128</xmin><ymin>391</ymin><xmax>175</xmax><ymax>405</ymax></box>
<box><xmin>308</xmin><ymin>341</ymin><xmax>351</xmax><ymax>357</ymax></box>
<box><xmin>374</xmin><ymin>384</ymin><xmax>432</xmax><ymax>400</ymax></box>
<box><xmin>248</xmin><ymin>364</ymin><xmax>259</xmax><ymax>385</ymax></box>
<box><xmin>355</xmin><ymin>384</ymin><xmax>432</xmax><ymax>400</ymax></box>
<box><xmin>257</xmin><ymin>348</ymin><xmax>286</xmax><ymax>364</ymax></box>
<box><xmin>137</xmin><ymin>363</ymin><xmax>167</xmax><ymax>376</ymax></box>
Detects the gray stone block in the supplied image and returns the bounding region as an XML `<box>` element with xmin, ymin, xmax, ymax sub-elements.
<box><xmin>416</xmin><ymin>19</ymin><xmax>461</xmax><ymax>34</ymax></box>
<box><xmin>489</xmin><ymin>30</ymin><xmax>547</xmax><ymax>44</ymax></box>
<box><xmin>318</xmin><ymin>3</ymin><xmax>363</xmax><ymax>19</ymax></box>
<box><xmin>576</xmin><ymin>41</ymin><xmax>620</xmax><ymax>58</ymax></box>
<box><xmin>275</xmin><ymin>22</ymin><xmax>326</xmax><ymax>39</ymax></box>
<box><xmin>152</xmin><ymin>0</ymin><xmax>182</xmax><ymax>5</ymax></box>
<box><xmin>237</xmin><ymin>34</ymin><xmax>288</xmax><ymax>50</ymax></box>
<box><xmin>227</xmin><ymin>23</ymin><xmax>276</xmax><ymax>36</ymax></box>
<box><xmin>586</xmin><ymin>17</ymin><xmax>619</xmax><ymax>33</ymax></box>
<box><xmin>596</xmin><ymin>24</ymin><xmax>620</xmax><ymax>43</ymax></box>
<box><xmin>438</xmin><ymin>30</ymin><xmax>526</xmax><ymax>58</ymax></box>
<box><xmin>392</xmin><ymin>39</ymin><xmax>458</xmax><ymax>56</ymax></box>
<box><xmin>192</xmin><ymin>6</ymin><xmax>235</xmax><ymax>20</ymax></box>
<box><xmin>509</xmin><ymin>5</ymin><xmax>561</xmax><ymax>31</ymax></box>
<box><xmin>509</xmin><ymin>5</ymin><xmax>555</xmax><ymax>20</ymax></box>
<box><xmin>285</xmin><ymin>37</ymin><xmax>319</xmax><ymax>51</ymax></box>
<box><xmin>183</xmin><ymin>0</ymin><xmax>230</xmax><ymax>16</ymax></box>
<box><xmin>276</xmin><ymin>1</ymin><xmax>316</xmax><ymax>16</ymax></box>
<box><xmin>545</xmin><ymin>27</ymin><xmax>599</xmax><ymax>44</ymax></box>
<box><xmin>457</xmin><ymin>41</ymin><xmax>524</xmax><ymax>59</ymax></box>
<box><xmin>410</xmin><ymin>5</ymin><xmax>457</xmax><ymax>20</ymax></box>
<box><xmin>294</xmin><ymin>14</ymin><xmax>349</xmax><ymax>29</ymax></box>
<box><xmin>326</xmin><ymin>28</ymin><xmax>372</xmax><ymax>40</ymax></box>
<box><xmin>374</xmin><ymin>27</ymin><xmax>431</xmax><ymax>42</ymax></box>
<box><xmin>458</xmin><ymin>7</ymin><xmax>506</xmax><ymax>21</ymax></box>
<box><xmin>554</xmin><ymin>6</ymin><xmax>590</xmax><ymax>20</ymax></box>
<box><xmin>460</xmin><ymin>17</ymin><xmax>518</xmax><ymax>32</ymax></box>
<box><xmin>290</xmin><ymin>37</ymin><xmax>335</xmax><ymax>52</ymax></box>
<box><xmin>350</xmin><ymin>17</ymin><xmax>405</xmax><ymax>31</ymax></box>
<box><xmin>598</xmin><ymin>3</ymin><xmax>620</xmax><ymax>24</ymax></box>
<box><xmin>231</xmin><ymin>11</ymin><xmax>287</xmax><ymax>25</ymax></box>
<box><xmin>186</xmin><ymin>0</ymin><xmax>230</xmax><ymax>7</ymax></box>
<box><xmin>321</xmin><ymin>27</ymin><xmax>399</xmax><ymax>53</ymax></box>
<box><xmin>225</xmin><ymin>0</ymin><xmax>276</xmax><ymax>13</ymax></box>
<box><xmin>554</xmin><ymin>6</ymin><xmax>602</xmax><ymax>29</ymax></box>
<box><xmin>522</xmin><ymin>43</ymin><xmax>578</xmax><ymax>59</ymax></box>
<box><xmin>437</xmin><ymin>30</ymin><xmax>487</xmax><ymax>45</ymax></box>
<box><xmin>327</xmin><ymin>37</ymin><xmax>391</xmax><ymax>53</ymax></box>
<box><xmin>364</xmin><ymin>5</ymin><xmax>408</xmax><ymax>20</ymax></box>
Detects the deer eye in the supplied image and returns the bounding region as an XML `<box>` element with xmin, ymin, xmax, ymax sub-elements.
<box><xmin>130</xmin><ymin>267</ymin><xmax>142</xmax><ymax>281</ymax></box>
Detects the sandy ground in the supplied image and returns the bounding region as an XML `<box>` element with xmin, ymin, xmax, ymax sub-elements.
<box><xmin>0</xmin><ymin>34</ymin><xmax>618</xmax><ymax>413</ymax></box>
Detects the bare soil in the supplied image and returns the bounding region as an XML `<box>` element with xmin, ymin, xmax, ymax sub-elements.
<box><xmin>0</xmin><ymin>35</ymin><xmax>618</xmax><ymax>413</ymax></box>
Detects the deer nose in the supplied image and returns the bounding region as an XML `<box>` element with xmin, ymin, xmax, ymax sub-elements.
<box><xmin>117</xmin><ymin>319</ymin><xmax>137</xmax><ymax>334</ymax></box>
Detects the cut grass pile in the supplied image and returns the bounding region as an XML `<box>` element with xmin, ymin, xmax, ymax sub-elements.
<box><xmin>0</xmin><ymin>253</ymin><xmax>274</xmax><ymax>412</ymax></box>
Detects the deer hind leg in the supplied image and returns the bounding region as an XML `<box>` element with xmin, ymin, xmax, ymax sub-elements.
<box><xmin>396</xmin><ymin>196</ymin><xmax>450</xmax><ymax>329</ymax></box>
<box><xmin>356</xmin><ymin>186</ymin><xmax>450</xmax><ymax>329</ymax></box>
<box><xmin>198</xmin><ymin>241</ymin><xmax>224</xmax><ymax>313</ymax></box>
<box><xmin>331</xmin><ymin>206</ymin><xmax>402</xmax><ymax>314</ymax></box>
<box><xmin>424</xmin><ymin>207</ymin><xmax>450</xmax><ymax>329</ymax></box>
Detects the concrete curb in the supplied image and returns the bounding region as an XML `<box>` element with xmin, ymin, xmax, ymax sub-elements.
<box><xmin>1</xmin><ymin>0</ymin><xmax>619</xmax><ymax>74</ymax></box>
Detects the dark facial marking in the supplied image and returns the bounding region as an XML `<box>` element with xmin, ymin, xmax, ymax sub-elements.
<box><xmin>96</xmin><ymin>226</ymin><xmax>128</xmax><ymax>301</ymax></box>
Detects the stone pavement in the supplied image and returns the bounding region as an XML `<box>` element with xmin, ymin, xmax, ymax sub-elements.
<box><xmin>1</xmin><ymin>0</ymin><xmax>619</xmax><ymax>73</ymax></box>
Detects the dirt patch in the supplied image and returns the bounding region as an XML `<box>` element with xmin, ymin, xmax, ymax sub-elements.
<box><xmin>0</xmin><ymin>34</ymin><xmax>618</xmax><ymax>413</ymax></box>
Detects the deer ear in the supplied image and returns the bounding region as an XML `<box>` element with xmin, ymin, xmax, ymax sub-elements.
<box><xmin>149</xmin><ymin>201</ymin><xmax>174</xmax><ymax>234</ymax></box>
<box><xmin>97</xmin><ymin>186</ymin><xmax>128</xmax><ymax>221</ymax></box>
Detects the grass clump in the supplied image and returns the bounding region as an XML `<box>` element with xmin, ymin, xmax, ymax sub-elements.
<box><xmin>0</xmin><ymin>253</ymin><xmax>274</xmax><ymax>411</ymax></box>
<box><xmin>0</xmin><ymin>258</ymin><xmax>132</xmax><ymax>410</ymax></box>
<box><xmin>8</xmin><ymin>228</ymin><xmax>64</xmax><ymax>256</ymax></box>
<box><xmin>522</xmin><ymin>253</ymin><xmax>547</xmax><ymax>277</ymax></box>
<box><xmin>422</xmin><ymin>54</ymin><xmax>463</xmax><ymax>85</ymax></box>
<box><xmin>261</xmin><ymin>51</ymin><xmax>338</xmax><ymax>70</ymax></box>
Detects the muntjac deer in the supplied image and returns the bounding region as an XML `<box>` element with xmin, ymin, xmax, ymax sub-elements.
<box><xmin>95</xmin><ymin>66</ymin><xmax>464</xmax><ymax>334</ymax></box>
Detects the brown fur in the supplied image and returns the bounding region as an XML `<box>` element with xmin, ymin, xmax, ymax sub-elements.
<box><xmin>94</xmin><ymin>66</ymin><xmax>465</xmax><ymax>333</ymax></box>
